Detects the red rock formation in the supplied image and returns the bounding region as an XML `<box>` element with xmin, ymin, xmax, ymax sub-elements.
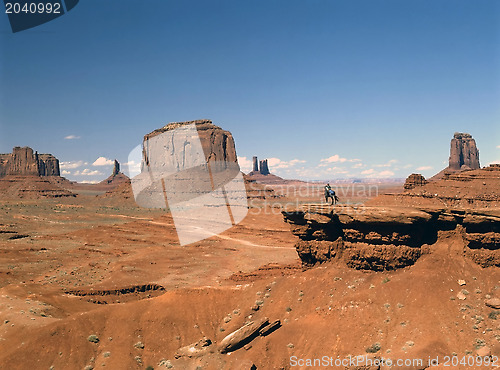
<box><xmin>259</xmin><ymin>159</ymin><xmax>270</xmax><ymax>175</ymax></box>
<box><xmin>112</xmin><ymin>159</ymin><xmax>120</xmax><ymax>176</ymax></box>
<box><xmin>370</xmin><ymin>164</ymin><xmax>500</xmax><ymax>209</ymax></box>
<box><xmin>283</xmin><ymin>205</ymin><xmax>500</xmax><ymax>269</ymax></box>
<box><xmin>0</xmin><ymin>175</ymin><xmax>75</xmax><ymax>199</ymax></box>
<box><xmin>431</xmin><ymin>132</ymin><xmax>480</xmax><ymax>180</ymax></box>
<box><xmin>144</xmin><ymin>119</ymin><xmax>238</xmax><ymax>165</ymax></box>
<box><xmin>97</xmin><ymin>160</ymin><xmax>130</xmax><ymax>188</ymax></box>
<box><xmin>449</xmin><ymin>132</ymin><xmax>480</xmax><ymax>170</ymax></box>
<box><xmin>403</xmin><ymin>173</ymin><xmax>428</xmax><ymax>190</ymax></box>
<box><xmin>0</xmin><ymin>147</ymin><xmax>60</xmax><ymax>177</ymax></box>
<box><xmin>252</xmin><ymin>156</ymin><xmax>258</xmax><ymax>172</ymax></box>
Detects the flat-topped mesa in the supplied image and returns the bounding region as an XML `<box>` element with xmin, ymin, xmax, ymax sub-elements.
<box><xmin>282</xmin><ymin>205</ymin><xmax>499</xmax><ymax>270</ymax></box>
<box><xmin>0</xmin><ymin>146</ymin><xmax>60</xmax><ymax>178</ymax></box>
<box><xmin>143</xmin><ymin>119</ymin><xmax>238</xmax><ymax>165</ymax></box>
<box><xmin>449</xmin><ymin>132</ymin><xmax>480</xmax><ymax>171</ymax></box>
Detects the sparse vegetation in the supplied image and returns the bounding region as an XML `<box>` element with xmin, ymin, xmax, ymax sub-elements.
<box><xmin>474</xmin><ymin>339</ymin><xmax>486</xmax><ymax>349</ymax></box>
<box><xmin>366</xmin><ymin>342</ymin><xmax>381</xmax><ymax>353</ymax></box>
<box><xmin>87</xmin><ymin>334</ymin><xmax>99</xmax><ymax>343</ymax></box>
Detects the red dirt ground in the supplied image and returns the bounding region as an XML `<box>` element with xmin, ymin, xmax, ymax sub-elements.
<box><xmin>0</xmin><ymin>179</ymin><xmax>499</xmax><ymax>369</ymax></box>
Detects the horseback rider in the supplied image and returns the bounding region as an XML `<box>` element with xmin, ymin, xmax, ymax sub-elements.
<box><xmin>324</xmin><ymin>183</ymin><xmax>339</xmax><ymax>205</ymax></box>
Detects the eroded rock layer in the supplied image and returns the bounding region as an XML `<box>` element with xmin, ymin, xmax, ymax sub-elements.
<box><xmin>283</xmin><ymin>205</ymin><xmax>499</xmax><ymax>270</ymax></box>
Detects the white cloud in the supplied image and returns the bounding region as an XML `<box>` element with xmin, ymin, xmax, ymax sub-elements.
<box><xmin>352</xmin><ymin>163</ymin><xmax>364</xmax><ymax>169</ymax></box>
<box><xmin>416</xmin><ymin>166</ymin><xmax>433</xmax><ymax>171</ymax></box>
<box><xmin>61</xmin><ymin>170</ymin><xmax>71</xmax><ymax>175</ymax></box>
<box><xmin>374</xmin><ymin>159</ymin><xmax>398</xmax><ymax>168</ymax></box>
<box><xmin>497</xmin><ymin>145</ymin><xmax>500</xmax><ymax>149</ymax></box>
<box><xmin>60</xmin><ymin>160</ymin><xmax>86</xmax><ymax>169</ymax></box>
<box><xmin>321</xmin><ymin>154</ymin><xmax>347</xmax><ymax>164</ymax></box>
<box><xmin>319</xmin><ymin>155</ymin><xmax>361</xmax><ymax>166</ymax></box>
<box><xmin>237</xmin><ymin>156</ymin><xmax>253</xmax><ymax>173</ymax></box>
<box><xmin>267</xmin><ymin>157</ymin><xmax>306</xmax><ymax>169</ymax></box>
<box><xmin>361</xmin><ymin>169</ymin><xmax>375</xmax><ymax>175</ymax></box>
<box><xmin>74</xmin><ymin>169</ymin><xmax>103</xmax><ymax>176</ymax></box>
<box><xmin>79</xmin><ymin>180</ymin><xmax>99</xmax><ymax>184</ymax></box>
<box><xmin>92</xmin><ymin>157</ymin><xmax>114</xmax><ymax>166</ymax></box>
<box><xmin>64</xmin><ymin>135</ymin><xmax>80</xmax><ymax>140</ymax></box>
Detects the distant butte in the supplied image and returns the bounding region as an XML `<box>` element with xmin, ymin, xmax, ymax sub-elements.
<box><xmin>368</xmin><ymin>130</ymin><xmax>499</xmax><ymax>209</ymax></box>
<box><xmin>0</xmin><ymin>146</ymin><xmax>60</xmax><ymax>177</ymax></box>
<box><xmin>99</xmin><ymin>159</ymin><xmax>129</xmax><ymax>186</ymax></box>
<box><xmin>246</xmin><ymin>156</ymin><xmax>290</xmax><ymax>185</ymax></box>
<box><xmin>431</xmin><ymin>132</ymin><xmax>480</xmax><ymax>180</ymax></box>
<box><xmin>0</xmin><ymin>146</ymin><xmax>75</xmax><ymax>199</ymax></box>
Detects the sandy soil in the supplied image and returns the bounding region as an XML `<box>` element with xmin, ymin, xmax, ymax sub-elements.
<box><xmin>0</xmin><ymin>181</ymin><xmax>499</xmax><ymax>369</ymax></box>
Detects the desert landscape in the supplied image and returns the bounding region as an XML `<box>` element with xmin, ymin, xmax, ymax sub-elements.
<box><xmin>1</xmin><ymin>2</ymin><xmax>499</xmax><ymax>369</ymax></box>
<box><xmin>0</xmin><ymin>120</ymin><xmax>498</xmax><ymax>370</ymax></box>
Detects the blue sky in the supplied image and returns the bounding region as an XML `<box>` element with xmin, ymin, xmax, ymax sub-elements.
<box><xmin>1</xmin><ymin>0</ymin><xmax>499</xmax><ymax>182</ymax></box>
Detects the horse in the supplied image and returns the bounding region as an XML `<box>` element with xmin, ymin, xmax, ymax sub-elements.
<box><xmin>324</xmin><ymin>188</ymin><xmax>339</xmax><ymax>205</ymax></box>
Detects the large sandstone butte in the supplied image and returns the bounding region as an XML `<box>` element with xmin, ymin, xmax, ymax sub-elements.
<box><xmin>0</xmin><ymin>146</ymin><xmax>60</xmax><ymax>177</ymax></box>
<box><xmin>131</xmin><ymin>119</ymin><xmax>242</xmax><ymax>208</ymax></box>
<box><xmin>144</xmin><ymin>119</ymin><xmax>238</xmax><ymax>165</ymax></box>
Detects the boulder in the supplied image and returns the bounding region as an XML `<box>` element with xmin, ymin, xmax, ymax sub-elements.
<box><xmin>174</xmin><ymin>337</ymin><xmax>213</xmax><ymax>359</ymax></box>
<box><xmin>258</xmin><ymin>319</ymin><xmax>281</xmax><ymax>336</ymax></box>
<box><xmin>218</xmin><ymin>317</ymin><xmax>269</xmax><ymax>353</ymax></box>
<box><xmin>485</xmin><ymin>298</ymin><xmax>500</xmax><ymax>309</ymax></box>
